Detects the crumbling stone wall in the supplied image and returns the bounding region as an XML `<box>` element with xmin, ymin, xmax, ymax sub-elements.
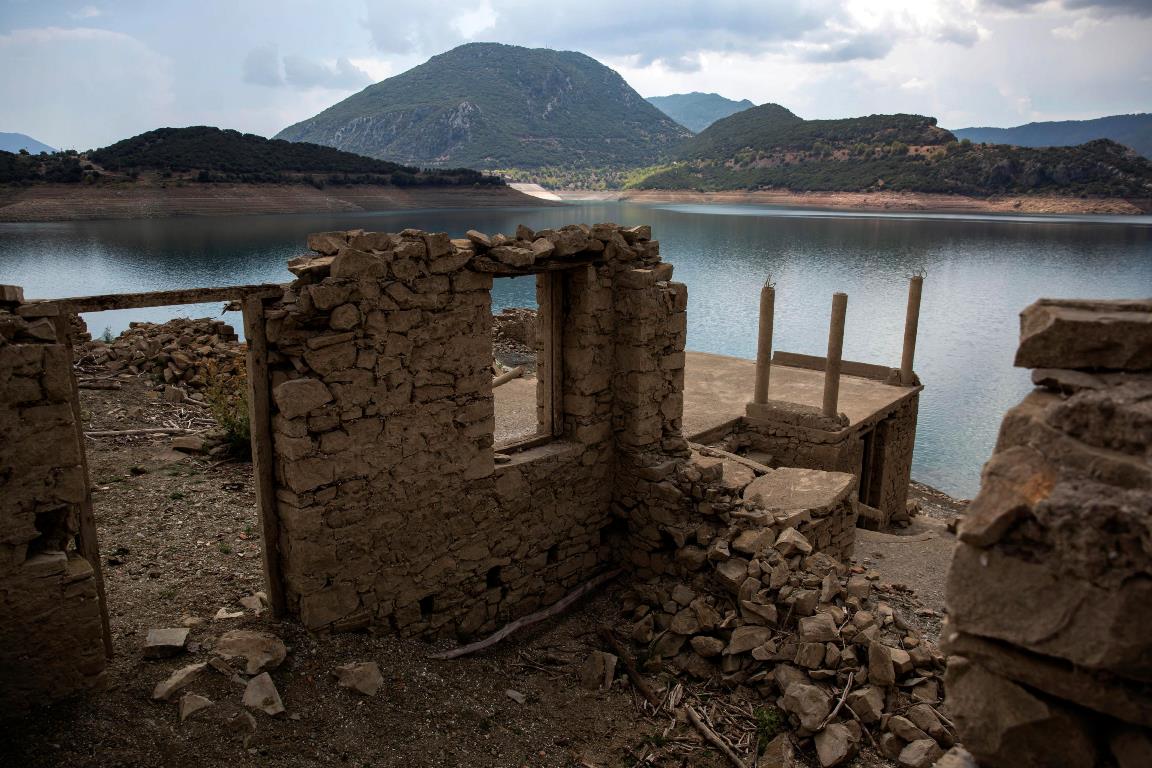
<box><xmin>0</xmin><ymin>290</ymin><xmax>107</xmax><ymax>711</ymax></box>
<box><xmin>943</xmin><ymin>298</ymin><xmax>1152</xmax><ymax>767</ymax></box>
<box><xmin>721</xmin><ymin>390</ymin><xmax>919</xmax><ymax>526</ymax></box>
<box><xmin>264</xmin><ymin>224</ymin><xmax>692</xmax><ymax>638</ymax></box>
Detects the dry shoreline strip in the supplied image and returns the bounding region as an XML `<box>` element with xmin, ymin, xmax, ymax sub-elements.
<box><xmin>561</xmin><ymin>188</ymin><xmax>1152</xmax><ymax>215</ymax></box>
<box><xmin>0</xmin><ymin>183</ymin><xmax>557</xmax><ymax>222</ymax></box>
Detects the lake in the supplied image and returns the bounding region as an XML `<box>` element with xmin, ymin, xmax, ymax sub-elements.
<box><xmin>2</xmin><ymin>202</ymin><xmax>1150</xmax><ymax>498</ymax></box>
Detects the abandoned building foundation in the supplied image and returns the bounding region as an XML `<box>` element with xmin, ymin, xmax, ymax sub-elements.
<box><xmin>1</xmin><ymin>225</ymin><xmax>1149</xmax><ymax>767</ymax></box>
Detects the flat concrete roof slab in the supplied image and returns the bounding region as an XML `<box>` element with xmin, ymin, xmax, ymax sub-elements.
<box><xmin>682</xmin><ymin>351</ymin><xmax>916</xmax><ymax>440</ymax></box>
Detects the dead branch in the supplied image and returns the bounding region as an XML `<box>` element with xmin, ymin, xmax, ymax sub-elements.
<box><xmin>429</xmin><ymin>569</ymin><xmax>621</xmax><ymax>660</ymax></box>
<box><xmin>84</xmin><ymin>427</ymin><xmax>198</xmax><ymax>438</ymax></box>
<box><xmin>598</xmin><ymin>626</ymin><xmax>748</xmax><ymax>768</ymax></box>
<box><xmin>818</xmin><ymin>670</ymin><xmax>855</xmax><ymax>730</ymax></box>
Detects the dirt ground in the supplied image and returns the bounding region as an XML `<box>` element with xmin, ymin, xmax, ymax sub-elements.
<box><xmin>0</xmin><ymin>375</ymin><xmax>962</xmax><ymax>768</ymax></box>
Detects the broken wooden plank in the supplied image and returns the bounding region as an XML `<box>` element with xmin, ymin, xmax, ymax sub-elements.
<box><xmin>17</xmin><ymin>283</ymin><xmax>285</xmax><ymax>316</ymax></box>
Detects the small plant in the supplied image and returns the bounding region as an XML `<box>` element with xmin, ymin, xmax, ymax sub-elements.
<box><xmin>217</xmin><ymin>543</ymin><xmax>232</xmax><ymax>555</ymax></box>
<box><xmin>129</xmin><ymin>466</ymin><xmax>147</xmax><ymax>476</ymax></box>
<box><xmin>755</xmin><ymin>706</ymin><xmax>787</xmax><ymax>752</ymax></box>
<box><xmin>100</xmin><ymin>326</ymin><xmax>114</xmax><ymax>343</ymax></box>
<box><xmin>168</xmin><ymin>491</ymin><xmax>185</xmax><ymax>501</ymax></box>
<box><xmin>204</xmin><ymin>360</ymin><xmax>251</xmax><ymax>460</ymax></box>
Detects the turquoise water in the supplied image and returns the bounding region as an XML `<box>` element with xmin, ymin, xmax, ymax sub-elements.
<box><xmin>2</xmin><ymin>202</ymin><xmax>1150</xmax><ymax>497</ymax></box>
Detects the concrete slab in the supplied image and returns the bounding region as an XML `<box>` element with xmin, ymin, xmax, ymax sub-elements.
<box><xmin>683</xmin><ymin>351</ymin><xmax>915</xmax><ymax>440</ymax></box>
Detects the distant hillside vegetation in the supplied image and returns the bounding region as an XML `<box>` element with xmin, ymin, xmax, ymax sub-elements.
<box><xmin>0</xmin><ymin>132</ymin><xmax>56</xmax><ymax>154</ymax></box>
<box><xmin>633</xmin><ymin>106</ymin><xmax>1152</xmax><ymax>198</ymax></box>
<box><xmin>953</xmin><ymin>114</ymin><xmax>1152</xmax><ymax>159</ymax></box>
<box><xmin>646</xmin><ymin>92</ymin><xmax>756</xmax><ymax>133</ymax></box>
<box><xmin>275</xmin><ymin>42</ymin><xmax>691</xmax><ymax>180</ymax></box>
<box><xmin>1</xmin><ymin>126</ymin><xmax>502</xmax><ymax>187</ymax></box>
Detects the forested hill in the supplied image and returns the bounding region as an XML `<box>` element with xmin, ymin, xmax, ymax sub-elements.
<box><xmin>952</xmin><ymin>114</ymin><xmax>1152</xmax><ymax>160</ymax></box>
<box><xmin>0</xmin><ymin>127</ymin><xmax>503</xmax><ymax>186</ymax></box>
<box><xmin>646</xmin><ymin>93</ymin><xmax>756</xmax><ymax>133</ymax></box>
<box><xmin>633</xmin><ymin>106</ymin><xmax>1152</xmax><ymax>198</ymax></box>
<box><xmin>275</xmin><ymin>43</ymin><xmax>691</xmax><ymax>173</ymax></box>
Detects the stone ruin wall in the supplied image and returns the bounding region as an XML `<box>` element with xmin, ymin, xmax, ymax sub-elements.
<box><xmin>720</xmin><ymin>391</ymin><xmax>919</xmax><ymax>524</ymax></box>
<box><xmin>264</xmin><ymin>223</ymin><xmax>693</xmax><ymax>637</ymax></box>
<box><xmin>0</xmin><ymin>221</ymin><xmax>864</xmax><ymax>712</ymax></box>
<box><xmin>943</xmin><ymin>298</ymin><xmax>1152</xmax><ymax>767</ymax></box>
<box><xmin>0</xmin><ymin>294</ymin><xmax>107</xmax><ymax>712</ymax></box>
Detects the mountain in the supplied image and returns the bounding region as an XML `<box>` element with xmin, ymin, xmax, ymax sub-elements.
<box><xmin>646</xmin><ymin>92</ymin><xmax>756</xmax><ymax>133</ymax></box>
<box><xmin>634</xmin><ymin>105</ymin><xmax>1152</xmax><ymax>198</ymax></box>
<box><xmin>952</xmin><ymin>114</ymin><xmax>1152</xmax><ymax>159</ymax></box>
<box><xmin>275</xmin><ymin>43</ymin><xmax>691</xmax><ymax>173</ymax></box>
<box><xmin>2</xmin><ymin>126</ymin><xmax>502</xmax><ymax>187</ymax></box>
<box><xmin>0</xmin><ymin>132</ymin><xmax>55</xmax><ymax>154</ymax></box>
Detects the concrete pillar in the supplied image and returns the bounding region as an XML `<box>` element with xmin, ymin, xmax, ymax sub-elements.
<box><xmin>900</xmin><ymin>274</ymin><xmax>924</xmax><ymax>386</ymax></box>
<box><xmin>822</xmin><ymin>292</ymin><xmax>848</xmax><ymax>418</ymax></box>
<box><xmin>753</xmin><ymin>281</ymin><xmax>775</xmax><ymax>404</ymax></box>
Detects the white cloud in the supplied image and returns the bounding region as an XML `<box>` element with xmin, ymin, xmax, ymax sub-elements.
<box><xmin>0</xmin><ymin>27</ymin><xmax>173</xmax><ymax>149</ymax></box>
<box><xmin>69</xmin><ymin>5</ymin><xmax>102</xmax><ymax>20</ymax></box>
<box><xmin>244</xmin><ymin>46</ymin><xmax>373</xmax><ymax>90</ymax></box>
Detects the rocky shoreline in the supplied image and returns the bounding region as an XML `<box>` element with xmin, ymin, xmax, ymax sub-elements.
<box><xmin>0</xmin><ymin>183</ymin><xmax>553</xmax><ymax>222</ymax></box>
<box><xmin>553</xmin><ymin>188</ymin><xmax>1152</xmax><ymax>215</ymax></box>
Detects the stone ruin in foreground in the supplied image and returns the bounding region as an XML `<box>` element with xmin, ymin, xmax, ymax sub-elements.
<box><xmin>0</xmin><ymin>223</ymin><xmax>1149</xmax><ymax>767</ymax></box>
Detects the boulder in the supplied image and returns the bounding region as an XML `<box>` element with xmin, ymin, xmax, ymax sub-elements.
<box><xmin>726</xmin><ymin>626</ymin><xmax>772</xmax><ymax>655</ymax></box>
<box><xmin>868</xmin><ymin>641</ymin><xmax>896</xmax><ymax>686</ymax></box>
<box><xmin>579</xmin><ymin>650</ymin><xmax>617</xmax><ymax>690</ymax></box>
<box><xmin>332</xmin><ymin>661</ymin><xmax>384</xmax><ymax>696</ymax></box>
<box><xmin>690</xmin><ymin>636</ymin><xmax>725</xmax><ymax>658</ymax></box>
<box><xmin>815</xmin><ymin>722</ymin><xmax>856</xmax><ymax>767</ymax></box>
<box><xmin>242</xmin><ymin>672</ymin><xmax>285</xmax><ymax>716</ymax></box>
<box><xmin>898</xmin><ymin>739</ymin><xmax>944</xmax><ymax>768</ymax></box>
<box><xmin>775</xmin><ymin>528</ymin><xmax>813</xmax><ymax>557</ymax></box>
<box><xmin>945</xmin><ymin>657</ymin><xmax>1099</xmax><ymax>768</ymax></box>
<box><xmin>214</xmin><ymin>630</ymin><xmax>287</xmax><ymax>675</ymax></box>
<box><xmin>144</xmin><ymin>627</ymin><xmax>190</xmax><ymax>659</ymax></box>
<box><xmin>152</xmin><ymin>662</ymin><xmax>207</xmax><ymax>700</ymax></box>
<box><xmin>798</xmin><ymin>613</ymin><xmax>840</xmax><ymax>644</ymax></box>
<box><xmin>781</xmin><ymin>682</ymin><xmax>831</xmax><ymax>732</ymax></box>
<box><xmin>178</xmin><ymin>692</ymin><xmax>213</xmax><ymax>721</ymax></box>
<box><xmin>846</xmin><ymin>686</ymin><xmax>885</xmax><ymax>723</ymax></box>
<box><xmin>1014</xmin><ymin>299</ymin><xmax>1152</xmax><ymax>371</ymax></box>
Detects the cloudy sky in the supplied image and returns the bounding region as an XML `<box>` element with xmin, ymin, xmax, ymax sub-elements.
<box><xmin>2</xmin><ymin>0</ymin><xmax>1150</xmax><ymax>150</ymax></box>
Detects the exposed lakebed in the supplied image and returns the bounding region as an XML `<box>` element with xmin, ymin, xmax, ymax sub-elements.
<box><xmin>2</xmin><ymin>201</ymin><xmax>1149</xmax><ymax>497</ymax></box>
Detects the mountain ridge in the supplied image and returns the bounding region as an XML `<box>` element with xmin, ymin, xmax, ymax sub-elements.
<box><xmin>0</xmin><ymin>132</ymin><xmax>56</xmax><ymax>154</ymax></box>
<box><xmin>633</xmin><ymin>106</ymin><xmax>1152</xmax><ymax>198</ymax></box>
<box><xmin>645</xmin><ymin>92</ymin><xmax>756</xmax><ymax>133</ymax></box>
<box><xmin>275</xmin><ymin>42</ymin><xmax>691</xmax><ymax>172</ymax></box>
<box><xmin>952</xmin><ymin>113</ymin><xmax>1152</xmax><ymax>159</ymax></box>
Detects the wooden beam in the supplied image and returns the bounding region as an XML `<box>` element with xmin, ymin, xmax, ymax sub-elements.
<box><xmin>772</xmin><ymin>350</ymin><xmax>897</xmax><ymax>383</ymax></box>
<box><xmin>472</xmin><ymin>254</ymin><xmax>602</xmax><ymax>276</ymax></box>
<box><xmin>51</xmin><ymin>315</ymin><xmax>114</xmax><ymax>659</ymax></box>
<box><xmin>546</xmin><ymin>272</ymin><xmax>564</xmax><ymax>437</ymax></box>
<box><xmin>241</xmin><ymin>296</ymin><xmax>286</xmax><ymax>620</ymax></box>
<box><xmin>17</xmin><ymin>283</ymin><xmax>285</xmax><ymax>317</ymax></box>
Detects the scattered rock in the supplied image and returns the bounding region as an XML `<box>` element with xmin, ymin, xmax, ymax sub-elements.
<box><xmin>898</xmin><ymin>738</ymin><xmax>945</xmax><ymax>768</ymax></box>
<box><xmin>815</xmin><ymin>722</ymin><xmax>856</xmax><ymax>767</ymax></box>
<box><xmin>178</xmin><ymin>692</ymin><xmax>213</xmax><ymax>721</ymax></box>
<box><xmin>242</xmin><ymin>673</ymin><xmax>284</xmax><ymax>716</ymax></box>
<box><xmin>331</xmin><ymin>661</ymin><xmax>384</xmax><ymax>697</ymax></box>
<box><xmin>781</xmin><ymin>682</ymin><xmax>831</xmax><ymax>732</ymax></box>
<box><xmin>152</xmin><ymin>662</ymin><xmax>208</xmax><ymax>701</ymax></box>
<box><xmin>239</xmin><ymin>592</ymin><xmax>268</xmax><ymax>615</ymax></box>
<box><xmin>214</xmin><ymin>608</ymin><xmax>244</xmax><ymax>620</ymax></box>
<box><xmin>143</xmin><ymin>627</ymin><xmax>190</xmax><ymax>659</ymax></box>
<box><xmin>579</xmin><ymin>650</ymin><xmax>617</xmax><ymax>690</ymax></box>
<box><xmin>505</xmin><ymin>689</ymin><xmax>527</xmax><ymax>705</ymax></box>
<box><xmin>214</xmin><ymin>630</ymin><xmax>287</xmax><ymax>675</ymax></box>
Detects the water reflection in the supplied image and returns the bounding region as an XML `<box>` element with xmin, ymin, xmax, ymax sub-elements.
<box><xmin>2</xmin><ymin>203</ymin><xmax>1149</xmax><ymax>498</ymax></box>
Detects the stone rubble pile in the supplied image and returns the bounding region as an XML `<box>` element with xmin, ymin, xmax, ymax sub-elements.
<box><xmin>76</xmin><ymin>317</ymin><xmax>244</xmax><ymax>394</ymax></box>
<box><xmin>943</xmin><ymin>298</ymin><xmax>1152</xmax><ymax>767</ymax></box>
<box><xmin>619</xmin><ymin>449</ymin><xmax>954</xmax><ymax>768</ymax></box>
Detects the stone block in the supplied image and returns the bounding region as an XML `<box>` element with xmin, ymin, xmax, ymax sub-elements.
<box><xmin>272</xmin><ymin>379</ymin><xmax>333</xmax><ymax>420</ymax></box>
<box><xmin>946</xmin><ymin>656</ymin><xmax>1100</xmax><ymax>768</ymax></box>
<box><xmin>1015</xmin><ymin>299</ymin><xmax>1152</xmax><ymax>371</ymax></box>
